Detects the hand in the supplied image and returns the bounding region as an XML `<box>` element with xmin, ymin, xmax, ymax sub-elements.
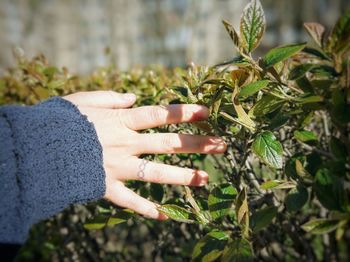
<box><xmin>64</xmin><ymin>91</ymin><xmax>227</xmax><ymax>220</ymax></box>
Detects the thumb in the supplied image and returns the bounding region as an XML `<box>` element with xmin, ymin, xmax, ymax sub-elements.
<box><xmin>63</xmin><ymin>91</ymin><xmax>136</xmax><ymax>109</ymax></box>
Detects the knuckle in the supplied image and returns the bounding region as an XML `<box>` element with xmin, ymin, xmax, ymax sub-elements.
<box><xmin>183</xmin><ymin>108</ymin><xmax>194</xmax><ymax>120</ymax></box>
<box><xmin>161</xmin><ymin>134</ymin><xmax>177</xmax><ymax>153</ymax></box>
<box><xmin>149</xmin><ymin>106</ymin><xmax>165</xmax><ymax>123</ymax></box>
<box><xmin>151</xmin><ymin>166</ymin><xmax>166</xmax><ymax>183</ymax></box>
<box><xmin>192</xmin><ymin>137</ymin><xmax>206</xmax><ymax>150</ymax></box>
<box><xmin>120</xmin><ymin>110</ymin><xmax>134</xmax><ymax>128</ymax></box>
<box><xmin>114</xmin><ymin>109</ymin><xmax>127</xmax><ymax>127</ymax></box>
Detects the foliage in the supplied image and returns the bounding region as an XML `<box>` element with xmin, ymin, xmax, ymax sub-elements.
<box><xmin>1</xmin><ymin>0</ymin><xmax>349</xmax><ymax>261</ymax></box>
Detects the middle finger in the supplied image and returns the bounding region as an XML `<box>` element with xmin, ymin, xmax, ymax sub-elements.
<box><xmin>133</xmin><ymin>133</ymin><xmax>227</xmax><ymax>155</ymax></box>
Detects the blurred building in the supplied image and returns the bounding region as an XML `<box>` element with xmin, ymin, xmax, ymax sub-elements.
<box><xmin>0</xmin><ymin>0</ymin><xmax>348</xmax><ymax>73</ymax></box>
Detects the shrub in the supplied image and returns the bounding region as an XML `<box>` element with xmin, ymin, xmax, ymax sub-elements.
<box><xmin>1</xmin><ymin>0</ymin><xmax>349</xmax><ymax>261</ymax></box>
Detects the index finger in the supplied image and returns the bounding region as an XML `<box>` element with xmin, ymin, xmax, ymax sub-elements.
<box><xmin>120</xmin><ymin>104</ymin><xmax>209</xmax><ymax>130</ymax></box>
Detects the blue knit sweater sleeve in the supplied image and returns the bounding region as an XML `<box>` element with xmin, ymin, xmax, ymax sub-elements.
<box><xmin>0</xmin><ymin>97</ymin><xmax>106</xmax><ymax>244</ymax></box>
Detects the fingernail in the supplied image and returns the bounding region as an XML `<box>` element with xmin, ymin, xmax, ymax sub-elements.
<box><xmin>123</xmin><ymin>93</ymin><xmax>136</xmax><ymax>102</ymax></box>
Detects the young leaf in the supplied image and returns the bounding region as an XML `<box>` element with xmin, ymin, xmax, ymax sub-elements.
<box><xmin>252</xmin><ymin>131</ymin><xmax>283</xmax><ymax>169</ymax></box>
<box><xmin>250</xmin><ymin>206</ymin><xmax>278</xmax><ymax>232</ymax></box>
<box><xmin>285</xmin><ymin>185</ymin><xmax>309</xmax><ymax>212</ymax></box>
<box><xmin>238</xmin><ymin>80</ymin><xmax>269</xmax><ymax>99</ymax></box>
<box><xmin>221</xmin><ymin>238</ymin><xmax>254</xmax><ymax>262</ymax></box>
<box><xmin>329</xmin><ymin>10</ymin><xmax>350</xmax><ymax>54</ymax></box>
<box><xmin>294</xmin><ymin>130</ymin><xmax>318</xmax><ymax>143</ymax></box>
<box><xmin>262</xmin><ymin>43</ymin><xmax>306</xmax><ymax>68</ymax></box>
<box><xmin>302</xmin><ymin>218</ymin><xmax>341</xmax><ymax>234</ymax></box>
<box><xmin>232</xmin><ymin>82</ymin><xmax>256</xmax><ymax>131</ymax></box>
<box><xmin>231</xmin><ymin>69</ymin><xmax>250</xmax><ymax>87</ymax></box>
<box><xmin>236</xmin><ymin>188</ymin><xmax>249</xmax><ymax>238</ymax></box>
<box><xmin>303</xmin><ymin>22</ymin><xmax>325</xmax><ymax>47</ymax></box>
<box><xmin>208</xmin><ymin>183</ymin><xmax>237</xmax><ymax>220</ymax></box>
<box><xmin>240</xmin><ymin>0</ymin><xmax>266</xmax><ymax>53</ymax></box>
<box><xmin>157</xmin><ymin>204</ymin><xmax>195</xmax><ymax>223</ymax></box>
<box><xmin>192</xmin><ymin>230</ymin><xmax>229</xmax><ymax>262</ymax></box>
<box><xmin>219</xmin><ymin>111</ymin><xmax>255</xmax><ymax>131</ymax></box>
<box><xmin>222</xmin><ymin>20</ymin><xmax>241</xmax><ymax>53</ymax></box>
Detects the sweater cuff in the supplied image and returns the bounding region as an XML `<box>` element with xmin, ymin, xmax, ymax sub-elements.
<box><xmin>0</xmin><ymin>97</ymin><xmax>106</xmax><ymax>244</ymax></box>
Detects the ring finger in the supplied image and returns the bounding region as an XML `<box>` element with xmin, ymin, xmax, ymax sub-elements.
<box><xmin>105</xmin><ymin>156</ymin><xmax>209</xmax><ymax>186</ymax></box>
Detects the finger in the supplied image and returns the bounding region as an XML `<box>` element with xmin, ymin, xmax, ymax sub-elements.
<box><xmin>105</xmin><ymin>180</ymin><xmax>167</xmax><ymax>220</ymax></box>
<box><xmin>121</xmin><ymin>104</ymin><xmax>209</xmax><ymax>130</ymax></box>
<box><xmin>134</xmin><ymin>133</ymin><xmax>227</xmax><ymax>154</ymax></box>
<box><xmin>64</xmin><ymin>91</ymin><xmax>136</xmax><ymax>109</ymax></box>
<box><xmin>105</xmin><ymin>157</ymin><xmax>209</xmax><ymax>186</ymax></box>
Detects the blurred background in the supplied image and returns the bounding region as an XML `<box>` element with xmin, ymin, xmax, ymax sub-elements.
<box><xmin>0</xmin><ymin>0</ymin><xmax>349</xmax><ymax>73</ymax></box>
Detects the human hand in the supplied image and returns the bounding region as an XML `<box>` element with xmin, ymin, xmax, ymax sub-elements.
<box><xmin>64</xmin><ymin>91</ymin><xmax>227</xmax><ymax>220</ymax></box>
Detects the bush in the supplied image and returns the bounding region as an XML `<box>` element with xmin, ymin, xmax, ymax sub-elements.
<box><xmin>1</xmin><ymin>0</ymin><xmax>349</xmax><ymax>261</ymax></box>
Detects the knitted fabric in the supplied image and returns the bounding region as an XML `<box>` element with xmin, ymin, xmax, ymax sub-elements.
<box><xmin>0</xmin><ymin>97</ymin><xmax>106</xmax><ymax>243</ymax></box>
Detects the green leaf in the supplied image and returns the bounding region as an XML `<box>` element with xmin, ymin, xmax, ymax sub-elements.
<box><xmin>268</xmin><ymin>112</ymin><xmax>290</xmax><ymax>130</ymax></box>
<box><xmin>285</xmin><ymin>185</ymin><xmax>309</xmax><ymax>212</ymax></box>
<box><xmin>302</xmin><ymin>47</ymin><xmax>330</xmax><ymax>60</ymax></box>
<box><xmin>240</xmin><ymin>0</ymin><xmax>266</xmax><ymax>53</ymax></box>
<box><xmin>260</xmin><ymin>180</ymin><xmax>296</xmax><ymax>190</ymax></box>
<box><xmin>314</xmin><ymin>169</ymin><xmax>346</xmax><ymax>211</ymax></box>
<box><xmin>330</xmin><ymin>137</ymin><xmax>348</xmax><ymax>159</ymax></box>
<box><xmin>107</xmin><ymin>210</ymin><xmax>134</xmax><ymax>226</ymax></box>
<box><xmin>238</xmin><ymin>80</ymin><xmax>269</xmax><ymax>99</ymax></box>
<box><xmin>150</xmin><ymin>183</ymin><xmax>164</xmax><ymax>202</ymax></box>
<box><xmin>83</xmin><ymin>210</ymin><xmax>133</xmax><ymax>230</ymax></box>
<box><xmin>296</xmin><ymin>95</ymin><xmax>323</xmax><ymax>104</ymax></box>
<box><xmin>250</xmin><ymin>206</ymin><xmax>278</xmax><ymax>232</ymax></box>
<box><xmin>248</xmin><ymin>95</ymin><xmax>284</xmax><ymax>118</ymax></box>
<box><xmin>221</xmin><ymin>238</ymin><xmax>254</xmax><ymax>262</ymax></box>
<box><xmin>262</xmin><ymin>43</ymin><xmax>306</xmax><ymax>68</ymax></box>
<box><xmin>302</xmin><ymin>218</ymin><xmax>341</xmax><ymax>234</ymax></box>
<box><xmin>294</xmin><ymin>130</ymin><xmax>318</xmax><ymax>143</ymax></box>
<box><xmin>192</xmin><ymin>230</ymin><xmax>229</xmax><ymax>262</ymax></box>
<box><xmin>252</xmin><ymin>131</ymin><xmax>283</xmax><ymax>169</ymax></box>
<box><xmin>157</xmin><ymin>204</ymin><xmax>195</xmax><ymax>223</ymax></box>
<box><xmin>260</xmin><ymin>180</ymin><xmax>281</xmax><ymax>190</ymax></box>
<box><xmin>84</xmin><ymin>215</ymin><xmax>108</xmax><ymax>230</ymax></box>
<box><xmin>310</xmin><ymin>65</ymin><xmax>338</xmax><ymax>78</ymax></box>
<box><xmin>289</xmin><ymin>64</ymin><xmax>315</xmax><ymax>80</ymax></box>
<box><xmin>208</xmin><ymin>183</ymin><xmax>237</xmax><ymax>220</ymax></box>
